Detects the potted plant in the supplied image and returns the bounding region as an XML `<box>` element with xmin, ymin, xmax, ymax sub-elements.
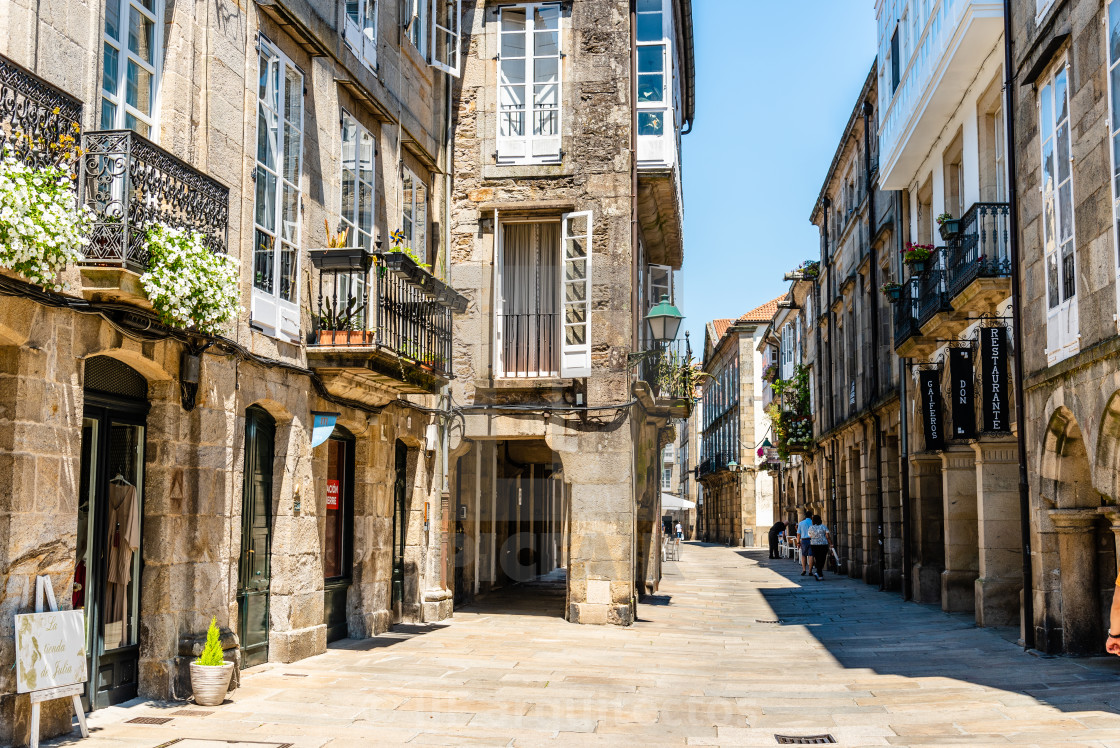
<box><xmin>936</xmin><ymin>212</ymin><xmax>961</xmax><ymax>241</ymax></box>
<box><xmin>800</xmin><ymin>260</ymin><xmax>820</xmax><ymax>279</ymax></box>
<box><xmin>902</xmin><ymin>243</ymin><xmax>935</xmax><ymax>274</ymax></box>
<box><xmin>190</xmin><ymin>617</ymin><xmax>234</xmax><ymax>706</ymax></box>
<box><xmin>881</xmin><ymin>281</ymin><xmax>902</xmax><ymax>301</ymax></box>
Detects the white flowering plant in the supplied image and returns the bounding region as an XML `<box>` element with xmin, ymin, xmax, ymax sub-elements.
<box><xmin>141</xmin><ymin>224</ymin><xmax>242</xmax><ymax>335</ymax></box>
<box><xmin>0</xmin><ymin>146</ymin><xmax>90</xmax><ymax>289</ymax></box>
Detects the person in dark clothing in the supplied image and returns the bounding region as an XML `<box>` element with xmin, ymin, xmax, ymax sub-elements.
<box><xmin>767</xmin><ymin>521</ymin><xmax>787</xmax><ymax>559</ymax></box>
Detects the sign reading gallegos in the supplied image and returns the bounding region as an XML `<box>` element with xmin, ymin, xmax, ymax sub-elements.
<box><xmin>15</xmin><ymin>610</ymin><xmax>87</xmax><ymax>693</ymax></box>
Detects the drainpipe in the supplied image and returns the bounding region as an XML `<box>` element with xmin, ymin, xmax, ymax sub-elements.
<box><xmin>863</xmin><ymin>100</ymin><xmax>886</xmax><ymax>590</ymax></box>
<box><xmin>897</xmin><ymin>188</ymin><xmax>913</xmax><ymax>602</ymax></box>
<box><xmin>1002</xmin><ymin>0</ymin><xmax>1034</xmax><ymax>650</ymax></box>
<box><xmin>630</xmin><ymin>0</ymin><xmax>640</xmax><ymax>351</ymax></box>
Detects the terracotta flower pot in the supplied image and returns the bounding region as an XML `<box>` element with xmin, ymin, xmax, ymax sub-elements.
<box><xmin>190</xmin><ymin>661</ymin><xmax>234</xmax><ymax>706</ymax></box>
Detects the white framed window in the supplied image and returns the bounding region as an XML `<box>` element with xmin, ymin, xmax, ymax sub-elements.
<box><xmin>661</xmin><ymin>467</ymin><xmax>672</xmax><ymax>490</ymax></box>
<box><xmin>648</xmin><ymin>263</ymin><xmax>672</xmax><ymax>309</ymax></box>
<box><xmin>1106</xmin><ymin>2</ymin><xmax>1120</xmax><ymax>331</ymax></box>
<box><xmin>401</xmin><ymin>168</ymin><xmax>428</xmax><ymax>264</ymax></box>
<box><xmin>408</xmin><ymin>0</ymin><xmax>427</xmax><ymax>57</ymax></box>
<box><xmin>344</xmin><ymin>0</ymin><xmax>377</xmax><ymax>69</ymax></box>
<box><xmin>431</xmin><ymin>0</ymin><xmax>461</xmax><ymax>76</ymax></box>
<box><xmin>101</xmin><ymin>0</ymin><xmax>162</xmax><ymax>137</ymax></box>
<box><xmin>497</xmin><ymin>3</ymin><xmax>561</xmax><ymax>164</ymax></box>
<box><xmin>252</xmin><ymin>38</ymin><xmax>304</xmax><ymax>341</ymax></box>
<box><xmin>993</xmin><ymin>103</ymin><xmax>1007</xmax><ymax>201</ymax></box>
<box><xmin>560</xmin><ymin>211</ymin><xmax>593</xmax><ymax>377</ymax></box>
<box><xmin>340</xmin><ymin>112</ymin><xmax>375</xmax><ymax>252</ymax></box>
<box><xmin>1039</xmin><ymin>60</ymin><xmax>1079</xmax><ymax>365</ymax></box>
<box><xmin>1036</xmin><ymin>0</ymin><xmax>1056</xmax><ymax>21</ymax></box>
<box><xmin>636</xmin><ymin>0</ymin><xmax>669</xmax><ymax>162</ymax></box>
<box><xmin>780</xmin><ymin>324</ymin><xmax>794</xmax><ymax>380</ymax></box>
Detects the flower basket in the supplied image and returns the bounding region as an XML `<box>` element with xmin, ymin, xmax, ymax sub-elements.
<box><xmin>938</xmin><ymin>219</ymin><xmax>961</xmax><ymax>241</ymax></box>
<box><xmin>902</xmin><ymin>243</ymin><xmax>935</xmax><ymax>275</ymax></box>
<box><xmin>190</xmin><ymin>661</ymin><xmax>234</xmax><ymax>706</ymax></box>
<box><xmin>309</xmin><ymin>246</ymin><xmax>374</xmax><ymax>271</ymax></box>
<box><xmin>881</xmin><ymin>283</ymin><xmax>902</xmax><ymax>302</ymax></box>
<box><xmin>381</xmin><ymin>250</ymin><xmax>421</xmax><ymax>282</ymax></box>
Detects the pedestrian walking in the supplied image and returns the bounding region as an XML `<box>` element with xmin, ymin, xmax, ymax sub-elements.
<box><xmin>808</xmin><ymin>515</ymin><xmax>832</xmax><ymax>581</ymax></box>
<box><xmin>796</xmin><ymin>513</ymin><xmax>814</xmax><ymax>575</ymax></box>
<box><xmin>767</xmin><ymin>520</ymin><xmax>787</xmax><ymax>559</ymax></box>
<box><xmin>674</xmin><ymin>520</ymin><xmax>683</xmax><ymax>549</ymax></box>
<box><xmin>1106</xmin><ymin>569</ymin><xmax>1120</xmax><ymax>655</ymax></box>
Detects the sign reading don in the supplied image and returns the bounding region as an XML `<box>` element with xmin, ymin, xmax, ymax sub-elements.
<box><xmin>15</xmin><ymin>609</ymin><xmax>87</xmax><ymax>693</ymax></box>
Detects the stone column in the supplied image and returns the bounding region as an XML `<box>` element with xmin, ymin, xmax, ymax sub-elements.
<box><xmin>972</xmin><ymin>438</ymin><xmax>1021</xmax><ymax>626</ymax></box>
<box><xmin>910</xmin><ymin>455</ymin><xmax>944</xmax><ymax>603</ymax></box>
<box><xmin>846</xmin><ymin>448</ymin><xmax>863</xmax><ymax>579</ymax></box>
<box><xmin>940</xmin><ymin>444</ymin><xmax>979</xmax><ymax>612</ymax></box>
<box><xmin>1047</xmin><ymin>509</ymin><xmax>1101</xmax><ymax>654</ymax></box>
<box><xmin>881</xmin><ymin>435</ymin><xmax>903</xmax><ymax>591</ymax></box>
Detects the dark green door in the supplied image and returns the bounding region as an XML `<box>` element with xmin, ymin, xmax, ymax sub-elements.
<box><xmin>239</xmin><ymin>406</ymin><xmax>274</xmax><ymax>668</ymax></box>
<box><xmin>391</xmin><ymin>442</ymin><xmax>407</xmax><ymax>605</ymax></box>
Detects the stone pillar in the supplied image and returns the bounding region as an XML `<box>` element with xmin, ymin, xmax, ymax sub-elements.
<box><xmin>1047</xmin><ymin>509</ymin><xmax>1101</xmax><ymax>654</ymax></box>
<box><xmin>940</xmin><ymin>444</ymin><xmax>979</xmax><ymax>613</ymax></box>
<box><xmin>846</xmin><ymin>448</ymin><xmax>863</xmax><ymax>579</ymax></box>
<box><xmin>910</xmin><ymin>455</ymin><xmax>944</xmax><ymax>603</ymax></box>
<box><xmin>972</xmin><ymin>438</ymin><xmax>1021</xmax><ymax>626</ymax></box>
<box><xmin>860</xmin><ymin>442</ymin><xmax>880</xmax><ymax>586</ymax></box>
<box><xmin>881</xmin><ymin>435</ymin><xmax>903</xmax><ymax>591</ymax></box>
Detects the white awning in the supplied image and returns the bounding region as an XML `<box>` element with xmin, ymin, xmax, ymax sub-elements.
<box><xmin>661</xmin><ymin>493</ymin><xmax>696</xmax><ymax>510</ymax></box>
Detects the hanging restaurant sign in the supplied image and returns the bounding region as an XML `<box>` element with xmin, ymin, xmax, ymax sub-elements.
<box><xmin>948</xmin><ymin>347</ymin><xmax>976</xmax><ymax>440</ymax></box>
<box><xmin>310</xmin><ymin>411</ymin><xmax>341</xmax><ymax>448</ymax></box>
<box><xmin>919</xmin><ymin>369</ymin><xmax>945</xmax><ymax>451</ymax></box>
<box><xmin>981</xmin><ymin>326</ymin><xmax>1010</xmax><ymax>433</ymax></box>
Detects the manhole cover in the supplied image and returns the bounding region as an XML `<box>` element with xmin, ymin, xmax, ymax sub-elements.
<box><xmin>775</xmin><ymin>736</ymin><xmax>836</xmax><ymax>745</ymax></box>
<box><xmin>170</xmin><ymin>709</ymin><xmax>213</xmax><ymax>717</ymax></box>
<box><xmin>125</xmin><ymin>716</ymin><xmax>173</xmax><ymax>725</ymax></box>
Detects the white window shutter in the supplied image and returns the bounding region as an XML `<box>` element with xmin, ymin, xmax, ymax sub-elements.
<box><xmin>493</xmin><ymin>211</ymin><xmax>504</xmax><ymax>375</ymax></box>
<box><xmin>560</xmin><ymin>211</ymin><xmax>593</xmax><ymax>378</ymax></box>
<box><xmin>431</xmin><ymin>0</ymin><xmax>461</xmax><ymax>76</ymax></box>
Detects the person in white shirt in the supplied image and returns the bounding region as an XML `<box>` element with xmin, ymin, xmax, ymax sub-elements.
<box><xmin>807</xmin><ymin>515</ymin><xmax>833</xmax><ymax>581</ymax></box>
<box><xmin>796</xmin><ymin>513</ymin><xmax>814</xmax><ymax>576</ymax></box>
<box><xmin>674</xmin><ymin>521</ymin><xmax>683</xmax><ymax>542</ymax></box>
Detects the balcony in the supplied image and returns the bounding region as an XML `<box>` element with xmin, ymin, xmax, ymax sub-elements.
<box><xmin>878</xmin><ymin>0</ymin><xmax>1003</xmax><ymax>189</ymax></box>
<box><xmin>0</xmin><ymin>53</ymin><xmax>83</xmax><ymax>170</ymax></box>
<box><xmin>632</xmin><ymin>338</ymin><xmax>695</xmax><ymax>418</ymax></box>
<box><xmin>306</xmin><ymin>248</ymin><xmax>467</xmax><ymax>401</ymax></box>
<box><xmin>78</xmin><ymin>130</ymin><xmax>230</xmax><ymax>304</ymax></box>
<box><xmin>946</xmin><ymin>202</ymin><xmax>1011</xmax><ymax>312</ymax></box>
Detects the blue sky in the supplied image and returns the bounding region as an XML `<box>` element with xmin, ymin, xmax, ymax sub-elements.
<box><xmin>679</xmin><ymin>1</ymin><xmax>877</xmax><ymax>353</ymax></box>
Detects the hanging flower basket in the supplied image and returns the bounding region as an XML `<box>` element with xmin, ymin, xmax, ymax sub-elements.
<box><xmin>902</xmin><ymin>243</ymin><xmax>935</xmax><ymax>274</ymax></box>
<box><xmin>881</xmin><ymin>282</ymin><xmax>902</xmax><ymax>301</ymax></box>
<box><xmin>938</xmin><ymin>218</ymin><xmax>961</xmax><ymax>241</ymax></box>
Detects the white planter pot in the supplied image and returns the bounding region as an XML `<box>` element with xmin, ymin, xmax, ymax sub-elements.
<box><xmin>189</xmin><ymin>661</ymin><xmax>234</xmax><ymax>706</ymax></box>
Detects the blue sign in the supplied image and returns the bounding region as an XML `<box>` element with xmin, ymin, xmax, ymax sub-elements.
<box><xmin>310</xmin><ymin>411</ymin><xmax>340</xmax><ymax>448</ymax></box>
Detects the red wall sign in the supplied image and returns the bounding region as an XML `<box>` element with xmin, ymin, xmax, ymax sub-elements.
<box><xmin>326</xmin><ymin>479</ymin><xmax>340</xmax><ymax>510</ymax></box>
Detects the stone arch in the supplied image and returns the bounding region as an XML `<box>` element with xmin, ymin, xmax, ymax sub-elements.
<box><xmin>82</xmin><ymin>347</ymin><xmax>173</xmax><ymax>384</ymax></box>
<box><xmin>1041</xmin><ymin>407</ymin><xmax>1096</xmax><ymax>510</ymax></box>
<box><xmin>1096</xmin><ymin>391</ymin><xmax>1120</xmax><ymax>504</ymax></box>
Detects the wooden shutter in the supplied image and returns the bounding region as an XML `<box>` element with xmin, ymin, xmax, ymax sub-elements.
<box><xmin>560</xmin><ymin>211</ymin><xmax>592</xmax><ymax>377</ymax></box>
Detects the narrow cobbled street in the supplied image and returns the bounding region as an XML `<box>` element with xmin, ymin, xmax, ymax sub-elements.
<box><xmin>48</xmin><ymin>544</ymin><xmax>1120</xmax><ymax>747</ymax></box>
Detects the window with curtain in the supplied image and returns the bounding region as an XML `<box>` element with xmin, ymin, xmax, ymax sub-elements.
<box><xmin>1040</xmin><ymin>61</ymin><xmax>1079</xmax><ymax>365</ymax></box>
<box><xmin>498</xmin><ymin>222</ymin><xmax>560</xmax><ymax>377</ymax></box>
<box><xmin>251</xmin><ymin>39</ymin><xmax>304</xmax><ymax>340</ymax></box>
<box><xmin>101</xmin><ymin>0</ymin><xmax>161</xmax><ymax>137</ymax></box>
<box><xmin>497</xmin><ymin>3</ymin><xmax>561</xmax><ymax>164</ymax></box>
<box><xmin>401</xmin><ymin>168</ymin><xmax>428</xmax><ymax>263</ymax></box>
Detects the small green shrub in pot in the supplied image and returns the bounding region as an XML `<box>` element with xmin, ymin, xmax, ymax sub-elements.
<box><xmin>190</xmin><ymin>617</ymin><xmax>234</xmax><ymax>706</ymax></box>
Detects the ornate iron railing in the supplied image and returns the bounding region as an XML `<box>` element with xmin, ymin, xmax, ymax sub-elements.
<box><xmin>635</xmin><ymin>337</ymin><xmax>695</xmax><ymax>400</ymax></box>
<box><xmin>892</xmin><ymin>276</ymin><xmax>921</xmax><ymax>349</ymax></box>
<box><xmin>309</xmin><ymin>249</ymin><xmax>466</xmax><ymax>379</ymax></box>
<box><xmin>946</xmin><ymin>202</ymin><xmax>1011</xmax><ymax>298</ymax></box>
<box><xmin>0</xmin><ymin>52</ymin><xmax>82</xmax><ymax>169</ymax></box>
<box><xmin>80</xmin><ymin>130</ymin><xmax>230</xmax><ymax>271</ymax></box>
<box><xmin>915</xmin><ymin>251</ymin><xmax>951</xmax><ymax>328</ymax></box>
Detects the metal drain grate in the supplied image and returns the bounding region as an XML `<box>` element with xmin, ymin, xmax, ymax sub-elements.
<box><xmin>282</xmin><ymin>672</ymin><xmax>309</xmax><ymax>677</ymax></box>
<box><xmin>775</xmin><ymin>735</ymin><xmax>836</xmax><ymax>745</ymax></box>
<box><xmin>170</xmin><ymin>709</ymin><xmax>213</xmax><ymax>717</ymax></box>
<box><xmin>125</xmin><ymin>716</ymin><xmax>173</xmax><ymax>725</ymax></box>
<box><xmin>755</xmin><ymin>619</ymin><xmax>783</xmax><ymax>624</ymax></box>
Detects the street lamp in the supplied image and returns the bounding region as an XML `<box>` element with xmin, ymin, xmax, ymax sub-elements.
<box><xmin>727</xmin><ymin>459</ymin><xmax>740</xmax><ymax>473</ymax></box>
<box><xmin>645</xmin><ymin>295</ymin><xmax>684</xmax><ymax>344</ymax></box>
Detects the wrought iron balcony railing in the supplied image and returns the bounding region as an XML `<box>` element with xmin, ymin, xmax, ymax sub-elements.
<box><xmin>309</xmin><ymin>248</ymin><xmax>466</xmax><ymax>379</ymax></box>
<box><xmin>635</xmin><ymin>337</ymin><xmax>696</xmax><ymax>401</ymax></box>
<box><xmin>946</xmin><ymin>202</ymin><xmax>1011</xmax><ymax>298</ymax></box>
<box><xmin>915</xmin><ymin>254</ymin><xmax>952</xmax><ymax>328</ymax></box>
<box><xmin>0</xmin><ymin>52</ymin><xmax>82</xmax><ymax>169</ymax></box>
<box><xmin>80</xmin><ymin>130</ymin><xmax>230</xmax><ymax>271</ymax></box>
<box><xmin>892</xmin><ymin>276</ymin><xmax>921</xmax><ymax>349</ymax></box>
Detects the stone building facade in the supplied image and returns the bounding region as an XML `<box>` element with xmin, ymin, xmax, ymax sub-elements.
<box><xmin>444</xmin><ymin>0</ymin><xmax>695</xmax><ymax>621</ymax></box>
<box><xmin>697</xmin><ymin>300</ymin><xmax>778</xmax><ymax>546</ymax></box>
<box><xmin>0</xmin><ymin>0</ymin><xmax>468</xmax><ymax>742</ymax></box>
<box><xmin>1007</xmin><ymin>0</ymin><xmax>1120</xmax><ymax>654</ymax></box>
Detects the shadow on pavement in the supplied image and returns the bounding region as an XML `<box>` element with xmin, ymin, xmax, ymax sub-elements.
<box><xmin>739</xmin><ymin>547</ymin><xmax>1120</xmax><ymax>715</ymax></box>
<box><xmin>455</xmin><ymin>568</ymin><xmax>567</xmax><ymax>618</ymax></box>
